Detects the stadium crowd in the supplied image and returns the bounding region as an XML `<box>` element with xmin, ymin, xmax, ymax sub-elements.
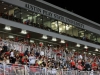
<box><xmin>0</xmin><ymin>36</ymin><xmax>100</xmax><ymax>75</ymax></box>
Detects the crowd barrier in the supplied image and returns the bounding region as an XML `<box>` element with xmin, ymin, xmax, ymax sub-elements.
<box><xmin>0</xmin><ymin>63</ymin><xmax>100</xmax><ymax>75</ymax></box>
<box><xmin>0</xmin><ymin>63</ymin><xmax>26</xmax><ymax>75</ymax></box>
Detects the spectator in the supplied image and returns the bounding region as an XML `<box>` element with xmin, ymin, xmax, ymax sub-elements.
<box><xmin>10</xmin><ymin>50</ymin><xmax>16</xmax><ymax>63</ymax></box>
<box><xmin>29</xmin><ymin>54</ymin><xmax>36</xmax><ymax>65</ymax></box>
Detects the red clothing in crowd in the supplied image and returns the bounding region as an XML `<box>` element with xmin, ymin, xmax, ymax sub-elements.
<box><xmin>92</xmin><ymin>62</ymin><xmax>98</xmax><ymax>70</ymax></box>
<box><xmin>21</xmin><ymin>58</ymin><xmax>28</xmax><ymax>64</ymax></box>
<box><xmin>39</xmin><ymin>42</ymin><xmax>43</xmax><ymax>47</ymax></box>
<box><xmin>19</xmin><ymin>53</ymin><xmax>24</xmax><ymax>57</ymax></box>
<box><xmin>70</xmin><ymin>60</ymin><xmax>75</xmax><ymax>67</ymax></box>
<box><xmin>15</xmin><ymin>37</ymin><xmax>18</xmax><ymax>42</ymax></box>
<box><xmin>5</xmin><ymin>52</ymin><xmax>10</xmax><ymax>56</ymax></box>
<box><xmin>26</xmin><ymin>33</ymin><xmax>30</xmax><ymax>39</ymax></box>
<box><xmin>34</xmin><ymin>63</ymin><xmax>39</xmax><ymax>66</ymax></box>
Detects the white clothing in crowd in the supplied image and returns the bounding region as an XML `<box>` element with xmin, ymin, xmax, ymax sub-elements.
<box><xmin>40</xmin><ymin>51</ymin><xmax>44</xmax><ymax>56</ymax></box>
<box><xmin>78</xmin><ymin>55</ymin><xmax>83</xmax><ymax>60</ymax></box>
<box><xmin>6</xmin><ymin>59</ymin><xmax>10</xmax><ymax>64</ymax></box>
<box><xmin>29</xmin><ymin>56</ymin><xmax>36</xmax><ymax>64</ymax></box>
<box><xmin>0</xmin><ymin>39</ymin><xmax>31</xmax><ymax>52</ymax></box>
<box><xmin>48</xmin><ymin>48</ymin><xmax>52</xmax><ymax>57</ymax></box>
<box><xmin>10</xmin><ymin>52</ymin><xmax>14</xmax><ymax>57</ymax></box>
<box><xmin>51</xmin><ymin>68</ymin><xmax>57</xmax><ymax>74</ymax></box>
<box><xmin>33</xmin><ymin>47</ymin><xmax>37</xmax><ymax>53</ymax></box>
<box><xmin>90</xmin><ymin>70</ymin><xmax>94</xmax><ymax>75</ymax></box>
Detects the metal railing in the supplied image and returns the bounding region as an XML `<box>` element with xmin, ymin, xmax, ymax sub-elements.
<box><xmin>0</xmin><ymin>63</ymin><xmax>100</xmax><ymax>75</ymax></box>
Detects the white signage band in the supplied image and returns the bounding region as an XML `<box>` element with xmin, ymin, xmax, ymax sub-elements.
<box><xmin>25</xmin><ymin>3</ymin><xmax>84</xmax><ymax>29</ymax></box>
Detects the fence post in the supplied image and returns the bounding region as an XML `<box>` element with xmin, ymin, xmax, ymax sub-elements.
<box><xmin>24</xmin><ymin>65</ymin><xmax>27</xmax><ymax>75</ymax></box>
<box><xmin>3</xmin><ymin>63</ymin><xmax>5</xmax><ymax>75</ymax></box>
<box><xmin>61</xmin><ymin>69</ymin><xmax>63</xmax><ymax>75</ymax></box>
<box><xmin>45</xmin><ymin>67</ymin><xmax>46</xmax><ymax>75</ymax></box>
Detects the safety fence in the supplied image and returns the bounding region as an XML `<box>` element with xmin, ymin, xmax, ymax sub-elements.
<box><xmin>0</xmin><ymin>63</ymin><xmax>100</xmax><ymax>75</ymax></box>
<box><xmin>0</xmin><ymin>63</ymin><xmax>25</xmax><ymax>75</ymax></box>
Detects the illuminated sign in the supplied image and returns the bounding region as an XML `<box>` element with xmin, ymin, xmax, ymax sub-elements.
<box><xmin>25</xmin><ymin>3</ymin><xmax>84</xmax><ymax>28</ymax></box>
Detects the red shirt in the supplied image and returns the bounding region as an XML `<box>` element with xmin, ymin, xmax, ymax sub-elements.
<box><xmin>26</xmin><ymin>34</ymin><xmax>30</xmax><ymax>38</ymax></box>
<box><xmin>22</xmin><ymin>58</ymin><xmax>27</xmax><ymax>64</ymax></box>
<box><xmin>92</xmin><ymin>62</ymin><xmax>98</xmax><ymax>70</ymax></box>
<box><xmin>5</xmin><ymin>52</ymin><xmax>10</xmax><ymax>56</ymax></box>
<box><xmin>15</xmin><ymin>37</ymin><xmax>18</xmax><ymax>42</ymax></box>
<box><xmin>71</xmin><ymin>60</ymin><xmax>75</xmax><ymax>66</ymax></box>
<box><xmin>19</xmin><ymin>53</ymin><xmax>24</xmax><ymax>57</ymax></box>
<box><xmin>34</xmin><ymin>63</ymin><xmax>39</xmax><ymax>66</ymax></box>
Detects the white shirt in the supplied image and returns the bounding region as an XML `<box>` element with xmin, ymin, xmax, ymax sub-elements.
<box><xmin>13</xmin><ymin>45</ymin><xmax>16</xmax><ymax>50</ymax></box>
<box><xmin>51</xmin><ymin>68</ymin><xmax>57</xmax><ymax>74</ymax></box>
<box><xmin>10</xmin><ymin>52</ymin><xmax>14</xmax><ymax>57</ymax></box>
<box><xmin>10</xmin><ymin>44</ymin><xmax>14</xmax><ymax>50</ymax></box>
<box><xmin>78</xmin><ymin>55</ymin><xmax>83</xmax><ymax>59</ymax></box>
<box><xmin>6</xmin><ymin>60</ymin><xmax>10</xmax><ymax>64</ymax></box>
<box><xmin>29</xmin><ymin>56</ymin><xmax>36</xmax><ymax>64</ymax></box>
<box><xmin>33</xmin><ymin>47</ymin><xmax>37</xmax><ymax>53</ymax></box>
<box><xmin>40</xmin><ymin>51</ymin><xmax>44</xmax><ymax>56</ymax></box>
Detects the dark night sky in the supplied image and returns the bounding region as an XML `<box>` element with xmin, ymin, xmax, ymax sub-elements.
<box><xmin>44</xmin><ymin>0</ymin><xmax>100</xmax><ymax>24</ymax></box>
